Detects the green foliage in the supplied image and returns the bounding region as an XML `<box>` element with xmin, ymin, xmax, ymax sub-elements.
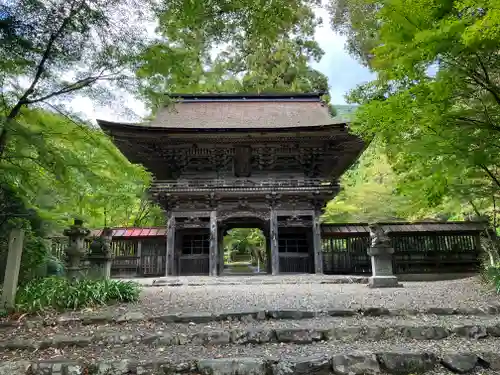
<box><xmin>15</xmin><ymin>277</ymin><xmax>141</xmax><ymax>313</ymax></box>
<box><xmin>324</xmin><ymin>142</ymin><xmax>413</xmax><ymax>222</ymax></box>
<box><xmin>1</xmin><ymin>108</ymin><xmax>162</xmax><ymax>229</ymax></box>
<box><xmin>137</xmin><ymin>0</ymin><xmax>335</xmax><ymax>111</ymax></box>
<box><xmin>485</xmin><ymin>264</ymin><xmax>500</xmax><ymax>293</ymax></box>
<box><xmin>0</xmin><ymin>186</ymin><xmax>56</xmax><ymax>285</ymax></box>
<box><xmin>329</xmin><ymin>0</ymin><xmax>500</xmax><ymax>228</ymax></box>
<box><xmin>0</xmin><ymin>0</ymin><xmax>150</xmax><ymax>122</ymax></box>
<box><xmin>224</xmin><ymin>228</ymin><xmax>266</xmax><ymax>265</ymax></box>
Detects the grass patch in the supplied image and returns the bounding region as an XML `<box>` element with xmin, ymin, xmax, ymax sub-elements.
<box><xmin>13</xmin><ymin>277</ymin><xmax>141</xmax><ymax>314</ymax></box>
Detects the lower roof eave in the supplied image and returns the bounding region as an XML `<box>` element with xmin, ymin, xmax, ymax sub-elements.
<box><xmin>97</xmin><ymin>119</ymin><xmax>349</xmax><ymax>135</ymax></box>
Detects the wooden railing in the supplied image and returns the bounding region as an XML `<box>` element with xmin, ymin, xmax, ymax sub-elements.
<box><xmin>151</xmin><ymin>178</ymin><xmax>337</xmax><ymax>191</ymax></box>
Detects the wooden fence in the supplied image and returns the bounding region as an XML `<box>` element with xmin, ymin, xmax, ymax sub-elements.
<box><xmin>321</xmin><ymin>222</ymin><xmax>485</xmax><ymax>275</ymax></box>
<box><xmin>50</xmin><ymin>237</ymin><xmax>166</xmax><ymax>277</ymax></box>
<box><xmin>50</xmin><ymin>221</ymin><xmax>487</xmax><ymax>278</ymax></box>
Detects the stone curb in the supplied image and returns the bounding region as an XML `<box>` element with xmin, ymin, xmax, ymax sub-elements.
<box><xmin>151</xmin><ymin>276</ymin><xmax>369</xmax><ymax>287</ymax></box>
<box><xmin>2</xmin><ymin>305</ymin><xmax>500</xmax><ymax>330</ymax></box>
<box><xmin>2</xmin><ymin>351</ymin><xmax>500</xmax><ymax>374</ymax></box>
<box><xmin>2</xmin><ymin>322</ymin><xmax>500</xmax><ymax>351</ymax></box>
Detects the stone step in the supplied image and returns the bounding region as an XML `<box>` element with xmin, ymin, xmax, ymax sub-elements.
<box><xmin>2</xmin><ymin>321</ymin><xmax>500</xmax><ymax>351</ymax></box>
<box><xmin>3</xmin><ymin>305</ymin><xmax>500</xmax><ymax>329</ymax></box>
<box><xmin>3</xmin><ymin>313</ymin><xmax>500</xmax><ymax>352</ymax></box>
<box><xmin>2</xmin><ymin>348</ymin><xmax>500</xmax><ymax>374</ymax></box>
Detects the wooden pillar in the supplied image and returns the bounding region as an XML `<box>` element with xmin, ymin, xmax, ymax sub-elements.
<box><xmin>265</xmin><ymin>228</ymin><xmax>272</xmax><ymax>274</ymax></box>
<box><xmin>312</xmin><ymin>210</ymin><xmax>323</xmax><ymax>274</ymax></box>
<box><xmin>136</xmin><ymin>239</ymin><xmax>142</xmax><ymax>276</ymax></box>
<box><xmin>1</xmin><ymin>229</ymin><xmax>24</xmax><ymax>309</ymax></box>
<box><xmin>209</xmin><ymin>211</ymin><xmax>218</xmax><ymax>276</ymax></box>
<box><xmin>218</xmin><ymin>226</ymin><xmax>225</xmax><ymax>275</ymax></box>
<box><xmin>270</xmin><ymin>209</ymin><xmax>280</xmax><ymax>275</ymax></box>
<box><xmin>166</xmin><ymin>214</ymin><xmax>176</xmax><ymax>276</ymax></box>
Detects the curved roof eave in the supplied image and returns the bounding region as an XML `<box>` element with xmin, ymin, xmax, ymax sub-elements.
<box><xmin>96</xmin><ymin>119</ymin><xmax>351</xmax><ymax>134</ymax></box>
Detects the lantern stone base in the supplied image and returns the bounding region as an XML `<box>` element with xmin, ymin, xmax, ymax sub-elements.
<box><xmin>368</xmin><ymin>275</ymin><xmax>403</xmax><ymax>288</ymax></box>
<box><xmin>367</xmin><ymin>246</ymin><xmax>403</xmax><ymax>289</ymax></box>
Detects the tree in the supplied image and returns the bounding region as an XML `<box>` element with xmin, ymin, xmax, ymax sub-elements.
<box><xmin>0</xmin><ymin>0</ymin><xmax>152</xmax><ymax>160</ymax></box>
<box><xmin>0</xmin><ymin>108</ymin><xmax>160</xmax><ymax>229</ymax></box>
<box><xmin>324</xmin><ymin>141</ymin><xmax>414</xmax><ymax>223</ymax></box>
<box><xmin>329</xmin><ymin>0</ymin><xmax>500</xmax><ymax>228</ymax></box>
<box><xmin>136</xmin><ymin>0</ymin><xmax>338</xmax><ymax>115</ymax></box>
<box><xmin>223</xmin><ymin>228</ymin><xmax>266</xmax><ymax>265</ymax></box>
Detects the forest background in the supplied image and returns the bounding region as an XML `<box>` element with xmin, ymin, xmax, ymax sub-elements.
<box><xmin>1</xmin><ymin>0</ymin><xmax>499</xmax><ymax>278</ymax></box>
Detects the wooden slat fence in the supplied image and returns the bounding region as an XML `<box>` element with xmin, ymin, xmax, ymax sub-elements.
<box><xmin>50</xmin><ymin>237</ymin><xmax>166</xmax><ymax>278</ymax></box>
<box><xmin>49</xmin><ymin>221</ymin><xmax>487</xmax><ymax>278</ymax></box>
<box><xmin>321</xmin><ymin>223</ymin><xmax>484</xmax><ymax>275</ymax></box>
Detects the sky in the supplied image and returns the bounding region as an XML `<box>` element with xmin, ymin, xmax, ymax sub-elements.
<box><xmin>70</xmin><ymin>7</ymin><xmax>374</xmax><ymax>123</ymax></box>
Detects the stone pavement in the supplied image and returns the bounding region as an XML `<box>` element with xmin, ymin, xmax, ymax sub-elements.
<box><xmin>0</xmin><ymin>276</ymin><xmax>499</xmax><ymax>374</ymax></box>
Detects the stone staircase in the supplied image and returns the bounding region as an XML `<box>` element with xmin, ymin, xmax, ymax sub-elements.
<box><xmin>1</xmin><ymin>305</ymin><xmax>500</xmax><ymax>374</ymax></box>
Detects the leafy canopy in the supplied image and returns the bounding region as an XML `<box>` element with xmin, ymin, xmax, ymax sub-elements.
<box><xmin>329</xmin><ymin>0</ymin><xmax>500</xmax><ymax>224</ymax></box>
<box><xmin>1</xmin><ymin>108</ymin><xmax>159</xmax><ymax>228</ymax></box>
<box><xmin>136</xmin><ymin>0</ymin><xmax>337</xmax><ymax>113</ymax></box>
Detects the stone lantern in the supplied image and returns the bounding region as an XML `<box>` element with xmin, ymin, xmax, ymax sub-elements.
<box><xmin>88</xmin><ymin>227</ymin><xmax>114</xmax><ymax>279</ymax></box>
<box><xmin>367</xmin><ymin>223</ymin><xmax>402</xmax><ymax>288</ymax></box>
<box><xmin>63</xmin><ymin>218</ymin><xmax>90</xmax><ymax>281</ymax></box>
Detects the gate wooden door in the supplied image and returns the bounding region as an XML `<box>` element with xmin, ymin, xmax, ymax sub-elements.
<box><xmin>278</xmin><ymin>231</ymin><xmax>311</xmax><ymax>273</ymax></box>
<box><xmin>178</xmin><ymin>232</ymin><xmax>210</xmax><ymax>275</ymax></box>
<box><xmin>140</xmin><ymin>238</ymin><xmax>166</xmax><ymax>276</ymax></box>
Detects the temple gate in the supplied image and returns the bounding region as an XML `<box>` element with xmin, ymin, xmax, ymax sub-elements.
<box><xmin>98</xmin><ymin>93</ymin><xmax>365</xmax><ymax>276</ymax></box>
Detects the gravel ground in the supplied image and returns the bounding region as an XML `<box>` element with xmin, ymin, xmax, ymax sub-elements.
<box><xmin>0</xmin><ymin>277</ymin><xmax>497</xmax><ymax>369</ymax></box>
<box><xmin>55</xmin><ymin>277</ymin><xmax>498</xmax><ymax>319</ymax></box>
<box><xmin>1</xmin><ymin>337</ymin><xmax>500</xmax><ymax>362</ymax></box>
<box><xmin>2</xmin><ymin>314</ymin><xmax>500</xmax><ymax>342</ymax></box>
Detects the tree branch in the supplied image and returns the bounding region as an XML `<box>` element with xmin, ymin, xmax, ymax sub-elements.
<box><xmin>479</xmin><ymin>164</ymin><xmax>500</xmax><ymax>190</ymax></box>
<box><xmin>0</xmin><ymin>0</ymin><xmax>85</xmax><ymax>160</ymax></box>
<box><xmin>466</xmin><ymin>67</ymin><xmax>500</xmax><ymax>106</ymax></box>
<box><xmin>26</xmin><ymin>70</ymin><xmax>121</xmax><ymax>105</ymax></box>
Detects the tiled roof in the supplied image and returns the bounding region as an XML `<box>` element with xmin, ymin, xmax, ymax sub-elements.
<box><xmin>321</xmin><ymin>221</ymin><xmax>487</xmax><ymax>235</ymax></box>
<box><xmin>149</xmin><ymin>99</ymin><xmax>338</xmax><ymax>129</ymax></box>
<box><xmin>98</xmin><ymin>93</ymin><xmax>341</xmax><ymax>131</ymax></box>
<box><xmin>89</xmin><ymin>227</ymin><xmax>166</xmax><ymax>238</ymax></box>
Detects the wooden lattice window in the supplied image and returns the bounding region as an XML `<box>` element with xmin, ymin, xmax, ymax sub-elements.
<box><xmin>279</xmin><ymin>233</ymin><xmax>308</xmax><ymax>253</ymax></box>
<box><xmin>182</xmin><ymin>234</ymin><xmax>210</xmax><ymax>255</ymax></box>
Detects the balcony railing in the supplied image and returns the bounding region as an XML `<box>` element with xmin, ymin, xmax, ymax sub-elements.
<box><xmin>150</xmin><ymin>178</ymin><xmax>337</xmax><ymax>192</ymax></box>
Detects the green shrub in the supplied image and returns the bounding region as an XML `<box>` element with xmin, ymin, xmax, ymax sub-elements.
<box><xmin>15</xmin><ymin>277</ymin><xmax>141</xmax><ymax>313</ymax></box>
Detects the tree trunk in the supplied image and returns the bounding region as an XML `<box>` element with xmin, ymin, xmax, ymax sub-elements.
<box><xmin>0</xmin><ymin>103</ymin><xmax>24</xmax><ymax>160</ymax></box>
<box><xmin>0</xmin><ymin>127</ymin><xmax>8</xmax><ymax>161</ymax></box>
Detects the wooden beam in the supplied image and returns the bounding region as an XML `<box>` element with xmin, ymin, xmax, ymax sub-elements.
<box><xmin>270</xmin><ymin>208</ymin><xmax>280</xmax><ymax>275</ymax></box>
<box><xmin>166</xmin><ymin>214</ymin><xmax>176</xmax><ymax>276</ymax></box>
<box><xmin>276</xmin><ymin>210</ymin><xmax>314</xmax><ymax>217</ymax></box>
<box><xmin>209</xmin><ymin>211</ymin><xmax>218</xmax><ymax>276</ymax></box>
<box><xmin>312</xmin><ymin>210</ymin><xmax>323</xmax><ymax>274</ymax></box>
<box><xmin>173</xmin><ymin>211</ymin><xmax>212</xmax><ymax>217</ymax></box>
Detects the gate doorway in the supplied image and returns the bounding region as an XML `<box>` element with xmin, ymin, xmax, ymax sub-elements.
<box><xmin>223</xmin><ymin>228</ymin><xmax>268</xmax><ymax>275</ymax></box>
